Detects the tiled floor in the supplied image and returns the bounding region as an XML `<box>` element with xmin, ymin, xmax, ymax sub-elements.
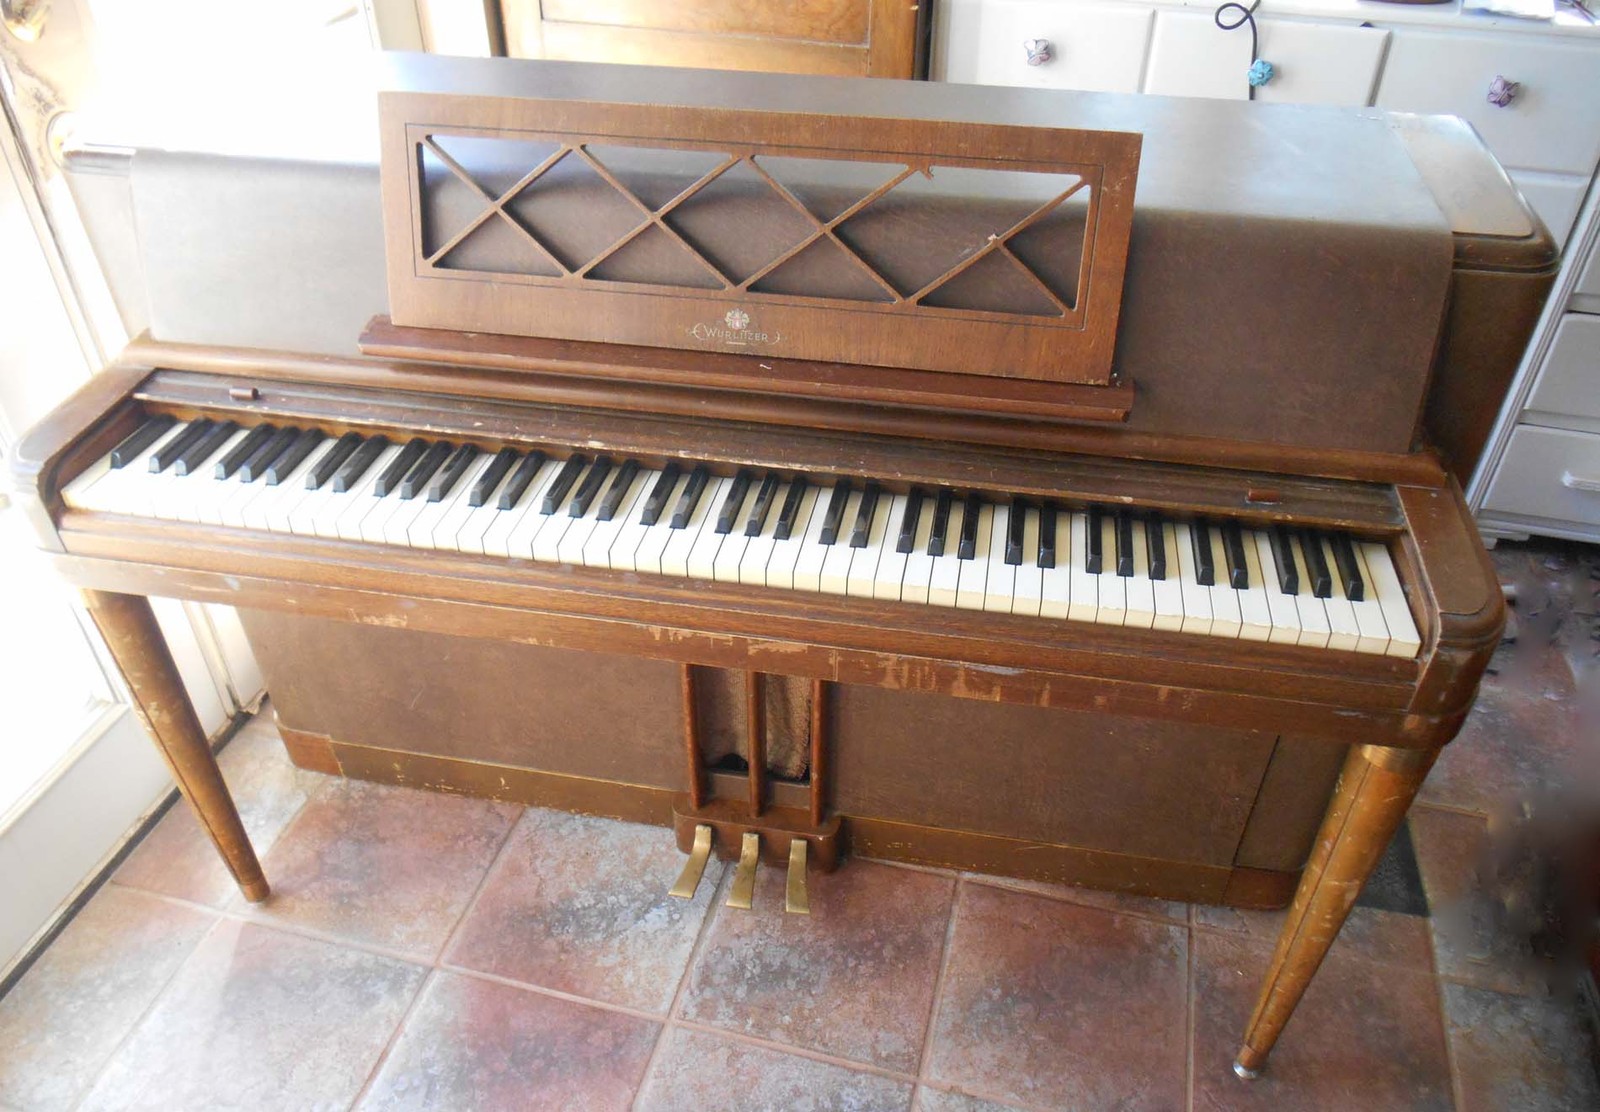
<box><xmin>1</xmin><ymin>539</ymin><xmax>1596</xmax><ymax>1111</ymax></box>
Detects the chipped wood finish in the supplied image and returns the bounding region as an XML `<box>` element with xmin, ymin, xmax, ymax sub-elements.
<box><xmin>1234</xmin><ymin>744</ymin><xmax>1438</xmax><ymax>1076</ymax></box>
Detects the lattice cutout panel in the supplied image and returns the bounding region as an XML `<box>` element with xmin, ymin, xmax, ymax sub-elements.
<box><xmin>381</xmin><ymin>94</ymin><xmax>1141</xmax><ymax>385</ymax></box>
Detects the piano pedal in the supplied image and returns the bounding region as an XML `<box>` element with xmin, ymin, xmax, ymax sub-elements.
<box><xmin>668</xmin><ymin>823</ymin><xmax>714</xmax><ymax>900</ymax></box>
<box><xmin>726</xmin><ymin>831</ymin><xmax>761</xmax><ymax>910</ymax></box>
<box><xmin>785</xmin><ymin>837</ymin><xmax>810</xmax><ymax>915</ymax></box>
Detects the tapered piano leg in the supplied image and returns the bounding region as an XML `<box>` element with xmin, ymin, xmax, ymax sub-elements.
<box><xmin>1234</xmin><ymin>742</ymin><xmax>1436</xmax><ymax>1078</ymax></box>
<box><xmin>83</xmin><ymin>590</ymin><xmax>269</xmax><ymax>902</ymax></box>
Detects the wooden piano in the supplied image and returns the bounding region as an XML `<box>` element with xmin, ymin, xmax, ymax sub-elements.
<box><xmin>14</xmin><ymin>56</ymin><xmax>1557</xmax><ymax>1078</ymax></box>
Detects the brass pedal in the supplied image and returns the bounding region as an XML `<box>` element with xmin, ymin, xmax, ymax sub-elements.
<box><xmin>726</xmin><ymin>831</ymin><xmax>760</xmax><ymax>910</ymax></box>
<box><xmin>668</xmin><ymin>823</ymin><xmax>713</xmax><ymax>900</ymax></box>
<box><xmin>785</xmin><ymin>838</ymin><xmax>810</xmax><ymax>915</ymax></box>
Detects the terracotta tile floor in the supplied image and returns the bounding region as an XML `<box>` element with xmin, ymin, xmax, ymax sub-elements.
<box><xmin>1</xmin><ymin>539</ymin><xmax>1596</xmax><ymax>1111</ymax></box>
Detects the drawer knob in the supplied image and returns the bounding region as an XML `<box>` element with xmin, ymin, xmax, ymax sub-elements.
<box><xmin>1561</xmin><ymin>470</ymin><xmax>1600</xmax><ymax>494</ymax></box>
<box><xmin>1024</xmin><ymin>38</ymin><xmax>1053</xmax><ymax>66</ymax></box>
<box><xmin>1487</xmin><ymin>76</ymin><xmax>1521</xmax><ymax>108</ymax></box>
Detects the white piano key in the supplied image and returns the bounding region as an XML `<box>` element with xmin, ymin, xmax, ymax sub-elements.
<box><xmin>847</xmin><ymin>491</ymin><xmax>894</xmax><ymax>600</ymax></box>
<box><xmin>1205</xmin><ymin>528</ymin><xmax>1242</xmax><ymax>639</ymax></box>
<box><xmin>59</xmin><ymin>451</ymin><xmax>117</xmax><ymax>511</ymax></box>
<box><xmin>631</xmin><ymin>471</ymin><xmax>692</xmax><ymax>577</ymax></box>
<box><xmin>662</xmin><ymin>475</ymin><xmax>726</xmax><ymax>579</ymax></box>
<box><xmin>506</xmin><ymin>462</ymin><xmax>572</xmax><ymax>560</ymax></box>
<box><xmin>711</xmin><ymin>509</ymin><xmax>754</xmax><ymax>584</ymax></box>
<box><xmin>1012</xmin><ymin>503</ymin><xmax>1044</xmax><ymax>618</ymax></box>
<box><xmin>1253</xmin><ymin>529</ymin><xmax>1299</xmax><ymax>644</ymax></box>
<box><xmin>81</xmin><ymin>424</ymin><xmax>186</xmax><ymax>514</ymax></box>
<box><xmin>323</xmin><ymin>445</ymin><xmax>397</xmax><ymax>541</ymax></box>
<box><xmin>683</xmin><ymin>476</ymin><xmax>734</xmax><ymax>580</ymax></box>
<box><xmin>1151</xmin><ymin>522</ymin><xmax>1186</xmax><ymax>632</ymax></box>
<box><xmin>461</xmin><ymin>457</ymin><xmax>547</xmax><ymax>557</ymax></box>
<box><xmin>792</xmin><ymin>483</ymin><xmax>839</xmax><ymax>594</ymax></box>
<box><xmin>818</xmin><ymin>487</ymin><xmax>864</xmax><ymax>596</ymax></box>
<box><xmin>556</xmin><ymin>482</ymin><xmax>612</xmax><ymax>566</ymax></box>
<box><xmin>1121</xmin><ymin>519</ymin><xmax>1157</xmax><ymax>630</ymax></box>
<box><xmin>407</xmin><ymin>468</ymin><xmax>476</xmax><ymax>549</ymax></box>
<box><xmin>240</xmin><ymin>449</ymin><xmax>319</xmax><ymax>533</ymax></box>
<box><xmin>764</xmin><ymin>484</ymin><xmax>822</xmax><ymax>591</ymax></box>
<box><xmin>1348</xmin><ymin>543</ymin><xmax>1393</xmax><ymax>656</ymax></box>
<box><xmin>1360</xmin><ymin>541</ymin><xmax>1421</xmax><ymax>658</ymax></box>
<box><xmin>926</xmin><ymin>498</ymin><xmax>967</xmax><ymax>608</ymax></box>
<box><xmin>1288</xmin><ymin>536</ymin><xmax>1331</xmax><ymax>649</ymax></box>
<box><xmin>1094</xmin><ymin>515</ymin><xmax>1127</xmax><ymax>627</ymax></box>
<box><xmin>1235</xmin><ymin>530</ymin><xmax>1275</xmax><ymax>643</ymax></box>
<box><xmin>869</xmin><ymin>493</ymin><xmax>910</xmax><ymax>602</ymax></box>
<box><xmin>380</xmin><ymin>487</ymin><xmax>435</xmax><ymax>546</ymax></box>
<box><xmin>1065</xmin><ymin>512</ymin><xmax>1097</xmax><ymax>623</ymax></box>
<box><xmin>954</xmin><ymin>503</ymin><xmax>994</xmax><ymax>612</ymax></box>
<box><xmin>982</xmin><ymin>503</ymin><xmax>1017</xmax><ymax>614</ymax></box>
<box><xmin>1319</xmin><ymin>536</ymin><xmax>1363</xmax><ymax>653</ymax></box>
<box><xmin>529</xmin><ymin>483</ymin><xmax>583</xmax><ymax>563</ymax></box>
<box><xmin>185</xmin><ymin>429</ymin><xmax>252</xmax><ymax>524</ymax></box>
<box><xmin>1172</xmin><ymin>522</ymin><xmax>1213</xmax><ymax>635</ymax></box>
<box><xmin>898</xmin><ymin>492</ymin><xmax>938</xmax><ymax>606</ymax></box>
<box><xmin>428</xmin><ymin>455</ymin><xmax>500</xmax><ymax>551</ymax></box>
<box><xmin>584</xmin><ymin>468</ymin><xmax>653</xmax><ymax>569</ymax></box>
<box><xmin>354</xmin><ymin>466</ymin><xmax>413</xmax><ymax>543</ymax></box>
<box><xmin>737</xmin><ymin>478</ymin><xmax>789</xmax><ymax>587</ymax></box>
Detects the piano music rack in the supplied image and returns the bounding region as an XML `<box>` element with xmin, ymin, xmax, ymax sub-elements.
<box><xmin>377</xmin><ymin>90</ymin><xmax>1142</xmax><ymax>411</ymax></box>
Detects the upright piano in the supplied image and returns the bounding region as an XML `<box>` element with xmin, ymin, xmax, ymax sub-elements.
<box><xmin>15</xmin><ymin>55</ymin><xmax>1556</xmax><ymax>1077</ymax></box>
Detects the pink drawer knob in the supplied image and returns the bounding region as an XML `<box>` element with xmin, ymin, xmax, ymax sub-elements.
<box><xmin>1024</xmin><ymin>38</ymin><xmax>1053</xmax><ymax>66</ymax></box>
<box><xmin>1487</xmin><ymin>76</ymin><xmax>1521</xmax><ymax>107</ymax></box>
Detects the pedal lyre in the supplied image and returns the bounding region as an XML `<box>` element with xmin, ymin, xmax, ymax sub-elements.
<box><xmin>785</xmin><ymin>838</ymin><xmax>810</xmax><ymax>915</ymax></box>
<box><xmin>726</xmin><ymin>831</ymin><xmax>760</xmax><ymax>910</ymax></box>
<box><xmin>668</xmin><ymin>823</ymin><xmax>713</xmax><ymax>900</ymax></box>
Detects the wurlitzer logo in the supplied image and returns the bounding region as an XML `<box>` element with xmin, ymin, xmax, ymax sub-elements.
<box><xmin>687</xmin><ymin>306</ymin><xmax>782</xmax><ymax>348</ymax></box>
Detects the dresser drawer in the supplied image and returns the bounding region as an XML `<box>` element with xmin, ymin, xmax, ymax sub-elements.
<box><xmin>1526</xmin><ymin>314</ymin><xmax>1600</xmax><ymax>422</ymax></box>
<box><xmin>1376</xmin><ymin>29</ymin><xmax>1600</xmax><ymax>177</ymax></box>
<box><xmin>1483</xmin><ymin>426</ymin><xmax>1600</xmax><ymax>527</ymax></box>
<box><xmin>935</xmin><ymin>0</ymin><xmax>1153</xmax><ymax>93</ymax></box>
<box><xmin>1143</xmin><ymin>13</ymin><xmax>1387</xmax><ymax>105</ymax></box>
<box><xmin>1579</xmin><ymin>237</ymin><xmax>1600</xmax><ymax>299</ymax></box>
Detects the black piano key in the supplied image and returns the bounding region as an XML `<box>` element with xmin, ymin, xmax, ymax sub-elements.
<box><xmin>1146</xmin><ymin>514</ymin><xmax>1167</xmax><ymax>581</ymax></box>
<box><xmin>1191</xmin><ymin>517</ymin><xmax>1216</xmax><ymax>586</ymax></box>
<box><xmin>957</xmin><ymin>492</ymin><xmax>983</xmax><ymax>560</ymax></box>
<box><xmin>373</xmin><ymin>438</ymin><xmax>428</xmax><ymax>497</ymax></box>
<box><xmin>1330</xmin><ymin>533</ymin><xmax>1364</xmax><ymax>602</ymax></box>
<box><xmin>1300</xmin><ymin>529</ymin><xmax>1333</xmax><ymax>599</ymax></box>
<box><xmin>927</xmin><ymin>489</ymin><xmax>954</xmax><ymax>556</ymax></box>
<box><xmin>715</xmin><ymin>469</ymin><xmax>754</xmax><ymax>535</ymax></box>
<box><xmin>213</xmin><ymin>424</ymin><xmax>276</xmax><ymax>479</ymax></box>
<box><xmin>266</xmin><ymin>429</ymin><xmax>324</xmax><ymax>485</ymax></box>
<box><xmin>109</xmin><ymin>415</ymin><xmax>176</xmax><ymax>468</ymax></box>
<box><xmin>1114</xmin><ymin>509</ymin><xmax>1135</xmax><ymax>577</ymax></box>
<box><xmin>743</xmin><ymin>472</ymin><xmax>781</xmax><ymax>537</ymax></box>
<box><xmin>236</xmin><ymin>426</ymin><xmax>298</xmax><ymax>483</ymax></box>
<box><xmin>497</xmin><ymin>450</ymin><xmax>546</xmax><ymax>510</ymax></box>
<box><xmin>149</xmin><ymin>420</ymin><xmax>214</xmax><ymax>473</ymax></box>
<box><xmin>1038</xmin><ymin>502</ymin><xmax>1058</xmax><ymax>569</ymax></box>
<box><xmin>819</xmin><ymin>479</ymin><xmax>854</xmax><ymax>546</ymax></box>
<box><xmin>597</xmin><ymin>459</ymin><xmax>641</xmax><ymax>522</ymax></box>
<box><xmin>399</xmin><ymin>441</ymin><xmax>452</xmax><ymax>499</ymax></box>
<box><xmin>1222</xmin><ymin>520</ymin><xmax>1249</xmax><ymax>589</ymax></box>
<box><xmin>568</xmin><ymin>454</ymin><xmax>613</xmax><ymax>517</ymax></box>
<box><xmin>1004</xmin><ymin>499</ymin><xmax>1027</xmax><ymax>566</ymax></box>
<box><xmin>540</xmin><ymin>454</ymin><xmax>589</xmax><ymax>513</ymax></box>
<box><xmin>469</xmin><ymin>447</ymin><xmax>518</xmax><ymax>507</ymax></box>
<box><xmin>174</xmin><ymin>421</ymin><xmax>240</xmax><ymax>476</ymax></box>
<box><xmin>312</xmin><ymin>432</ymin><xmax>366</xmax><ymax>491</ymax></box>
<box><xmin>428</xmin><ymin>444</ymin><xmax>480</xmax><ymax>503</ymax></box>
<box><xmin>896</xmin><ymin>488</ymin><xmax>925</xmax><ymax>554</ymax></box>
<box><xmin>639</xmin><ymin>462</ymin><xmax>682</xmax><ymax>526</ymax></box>
<box><xmin>669</xmin><ymin>465</ymin><xmax>709</xmax><ymax>529</ymax></box>
<box><xmin>1269</xmin><ymin>524</ymin><xmax>1299</xmax><ymax>594</ymax></box>
<box><xmin>849</xmin><ymin>483</ymin><xmax>881</xmax><ymax>548</ymax></box>
<box><xmin>1085</xmin><ymin>506</ymin><xmax>1104</xmax><ymax>574</ymax></box>
<box><xmin>773</xmin><ymin>474</ymin><xmax>808</xmax><ymax>540</ymax></box>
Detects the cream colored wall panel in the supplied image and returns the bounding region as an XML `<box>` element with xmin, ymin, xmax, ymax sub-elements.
<box><xmin>936</xmin><ymin>0</ymin><xmax>1154</xmax><ymax>94</ymax></box>
<box><xmin>1144</xmin><ymin>13</ymin><xmax>1386</xmax><ymax>106</ymax></box>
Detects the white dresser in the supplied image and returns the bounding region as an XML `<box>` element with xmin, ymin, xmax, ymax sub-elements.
<box><xmin>934</xmin><ymin>0</ymin><xmax>1600</xmax><ymax>541</ymax></box>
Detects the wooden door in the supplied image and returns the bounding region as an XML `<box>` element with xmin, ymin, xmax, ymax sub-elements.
<box><xmin>500</xmin><ymin>0</ymin><xmax>925</xmax><ymax>78</ymax></box>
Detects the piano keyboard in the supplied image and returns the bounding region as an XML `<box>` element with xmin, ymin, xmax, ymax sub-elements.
<box><xmin>64</xmin><ymin>417</ymin><xmax>1423</xmax><ymax>658</ymax></box>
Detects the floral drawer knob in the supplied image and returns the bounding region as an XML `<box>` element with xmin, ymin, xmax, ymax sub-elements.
<box><xmin>1487</xmin><ymin>76</ymin><xmax>1521</xmax><ymax>107</ymax></box>
<box><xmin>1247</xmin><ymin>59</ymin><xmax>1275</xmax><ymax>88</ymax></box>
<box><xmin>1024</xmin><ymin>38</ymin><xmax>1053</xmax><ymax>66</ymax></box>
